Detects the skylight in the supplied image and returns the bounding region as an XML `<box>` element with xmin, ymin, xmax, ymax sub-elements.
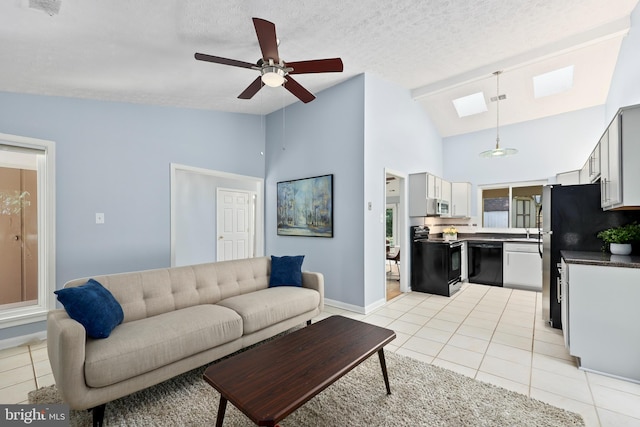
<box><xmin>533</xmin><ymin>65</ymin><xmax>574</xmax><ymax>98</ymax></box>
<box><xmin>452</xmin><ymin>92</ymin><xmax>487</xmax><ymax>118</ymax></box>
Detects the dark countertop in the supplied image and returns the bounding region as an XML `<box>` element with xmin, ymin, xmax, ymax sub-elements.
<box><xmin>561</xmin><ymin>250</ymin><xmax>640</xmax><ymax>269</ymax></box>
<box><xmin>426</xmin><ymin>235</ymin><xmax>540</xmax><ymax>244</ymax></box>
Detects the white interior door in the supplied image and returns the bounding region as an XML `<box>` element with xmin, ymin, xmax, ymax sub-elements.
<box><xmin>217</xmin><ymin>189</ymin><xmax>252</xmax><ymax>261</ymax></box>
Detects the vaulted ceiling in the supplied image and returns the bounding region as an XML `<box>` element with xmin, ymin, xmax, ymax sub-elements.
<box><xmin>1</xmin><ymin>0</ymin><xmax>637</xmax><ymax>137</ymax></box>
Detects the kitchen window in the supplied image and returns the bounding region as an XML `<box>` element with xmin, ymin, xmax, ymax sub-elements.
<box><xmin>479</xmin><ymin>181</ymin><xmax>545</xmax><ymax>229</ymax></box>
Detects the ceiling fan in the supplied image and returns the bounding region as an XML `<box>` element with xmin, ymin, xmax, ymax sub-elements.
<box><xmin>195</xmin><ymin>17</ymin><xmax>344</xmax><ymax>104</ymax></box>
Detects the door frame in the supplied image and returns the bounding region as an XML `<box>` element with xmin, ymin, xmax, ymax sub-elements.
<box><xmin>384</xmin><ymin>168</ymin><xmax>408</xmax><ymax>294</ymax></box>
<box><xmin>170</xmin><ymin>164</ymin><xmax>264</xmax><ymax>267</ymax></box>
<box><xmin>0</xmin><ymin>133</ymin><xmax>56</xmax><ymax>330</ymax></box>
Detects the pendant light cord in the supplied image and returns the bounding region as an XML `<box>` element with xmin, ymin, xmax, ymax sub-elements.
<box><xmin>495</xmin><ymin>71</ymin><xmax>501</xmax><ymax>149</ymax></box>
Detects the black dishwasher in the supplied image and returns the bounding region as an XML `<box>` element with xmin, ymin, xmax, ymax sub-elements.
<box><xmin>468</xmin><ymin>241</ymin><xmax>503</xmax><ymax>286</ymax></box>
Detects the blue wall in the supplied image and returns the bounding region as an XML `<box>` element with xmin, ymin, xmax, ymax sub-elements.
<box><xmin>264</xmin><ymin>76</ymin><xmax>366</xmax><ymax>307</ymax></box>
<box><xmin>0</xmin><ymin>92</ymin><xmax>265</xmax><ymax>340</ymax></box>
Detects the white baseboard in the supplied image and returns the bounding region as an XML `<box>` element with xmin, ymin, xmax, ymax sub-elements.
<box><xmin>0</xmin><ymin>331</ymin><xmax>47</xmax><ymax>351</ymax></box>
<box><xmin>324</xmin><ymin>297</ymin><xmax>388</xmax><ymax>315</ymax></box>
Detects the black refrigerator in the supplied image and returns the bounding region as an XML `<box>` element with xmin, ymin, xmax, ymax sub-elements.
<box><xmin>542</xmin><ymin>183</ymin><xmax>640</xmax><ymax>329</ymax></box>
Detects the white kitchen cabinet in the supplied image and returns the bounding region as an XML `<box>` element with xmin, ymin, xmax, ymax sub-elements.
<box><xmin>600</xmin><ymin>105</ymin><xmax>640</xmax><ymax>210</ymax></box>
<box><xmin>409</xmin><ymin>173</ymin><xmax>452</xmax><ymax>217</ymax></box>
<box><xmin>588</xmin><ymin>143</ymin><xmax>600</xmax><ymax>183</ymax></box>
<box><xmin>441</xmin><ymin>179</ymin><xmax>451</xmax><ymax>205</ymax></box>
<box><xmin>561</xmin><ymin>259</ymin><xmax>640</xmax><ymax>382</ymax></box>
<box><xmin>450</xmin><ymin>182</ymin><xmax>471</xmax><ymax>218</ymax></box>
<box><xmin>578</xmin><ymin>142</ymin><xmax>601</xmax><ymax>184</ymax></box>
<box><xmin>503</xmin><ymin>242</ymin><xmax>542</xmax><ymax>291</ymax></box>
<box><xmin>555</xmin><ymin>170</ymin><xmax>580</xmax><ymax>186</ymax></box>
<box><xmin>409</xmin><ymin>173</ymin><xmax>428</xmax><ymax>217</ymax></box>
<box><xmin>461</xmin><ymin>241</ymin><xmax>468</xmax><ymax>281</ymax></box>
<box><xmin>427</xmin><ymin>174</ymin><xmax>442</xmax><ymax>199</ymax></box>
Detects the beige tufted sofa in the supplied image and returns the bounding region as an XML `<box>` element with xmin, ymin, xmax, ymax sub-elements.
<box><xmin>46</xmin><ymin>256</ymin><xmax>324</xmax><ymax>426</ymax></box>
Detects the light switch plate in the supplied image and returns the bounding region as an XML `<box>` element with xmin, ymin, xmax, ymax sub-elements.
<box><xmin>96</xmin><ymin>213</ymin><xmax>104</xmax><ymax>224</ymax></box>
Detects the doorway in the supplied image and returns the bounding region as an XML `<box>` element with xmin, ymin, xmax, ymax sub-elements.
<box><xmin>0</xmin><ymin>166</ymin><xmax>37</xmax><ymax>307</ymax></box>
<box><xmin>384</xmin><ymin>170</ymin><xmax>406</xmax><ymax>301</ymax></box>
<box><xmin>170</xmin><ymin>164</ymin><xmax>264</xmax><ymax>267</ymax></box>
<box><xmin>0</xmin><ymin>133</ymin><xmax>55</xmax><ymax>331</ymax></box>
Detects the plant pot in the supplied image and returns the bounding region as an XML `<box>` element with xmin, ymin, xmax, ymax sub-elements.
<box><xmin>444</xmin><ymin>233</ymin><xmax>457</xmax><ymax>241</ymax></box>
<box><xmin>610</xmin><ymin>243</ymin><xmax>632</xmax><ymax>255</ymax></box>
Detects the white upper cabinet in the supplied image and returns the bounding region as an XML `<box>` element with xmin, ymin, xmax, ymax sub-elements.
<box><xmin>441</xmin><ymin>179</ymin><xmax>452</xmax><ymax>204</ymax></box>
<box><xmin>450</xmin><ymin>182</ymin><xmax>471</xmax><ymax>218</ymax></box>
<box><xmin>602</xmin><ymin>105</ymin><xmax>640</xmax><ymax>210</ymax></box>
<box><xmin>427</xmin><ymin>174</ymin><xmax>442</xmax><ymax>199</ymax></box>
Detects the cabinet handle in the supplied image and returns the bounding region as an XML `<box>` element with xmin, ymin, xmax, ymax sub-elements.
<box><xmin>603</xmin><ymin>178</ymin><xmax>609</xmax><ymax>202</ymax></box>
<box><xmin>556</xmin><ymin>277</ymin><xmax>562</xmax><ymax>303</ymax></box>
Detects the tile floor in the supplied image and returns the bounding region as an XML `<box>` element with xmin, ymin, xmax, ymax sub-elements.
<box><xmin>2</xmin><ymin>282</ymin><xmax>640</xmax><ymax>426</ymax></box>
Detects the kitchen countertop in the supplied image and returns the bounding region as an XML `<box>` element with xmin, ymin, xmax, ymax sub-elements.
<box><xmin>426</xmin><ymin>235</ymin><xmax>540</xmax><ymax>244</ymax></box>
<box><xmin>561</xmin><ymin>250</ymin><xmax>640</xmax><ymax>269</ymax></box>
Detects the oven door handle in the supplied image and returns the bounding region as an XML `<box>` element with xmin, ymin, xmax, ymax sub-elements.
<box><xmin>449</xmin><ymin>242</ymin><xmax>463</xmax><ymax>248</ymax></box>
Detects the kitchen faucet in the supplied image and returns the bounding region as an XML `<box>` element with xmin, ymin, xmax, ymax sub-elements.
<box><xmin>525</xmin><ymin>227</ymin><xmax>530</xmax><ymax>239</ymax></box>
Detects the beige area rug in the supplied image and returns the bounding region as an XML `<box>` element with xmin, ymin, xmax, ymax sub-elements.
<box><xmin>30</xmin><ymin>351</ymin><xmax>584</xmax><ymax>426</ymax></box>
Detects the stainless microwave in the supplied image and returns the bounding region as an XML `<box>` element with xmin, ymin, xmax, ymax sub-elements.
<box><xmin>426</xmin><ymin>199</ymin><xmax>449</xmax><ymax>216</ymax></box>
<box><xmin>436</xmin><ymin>199</ymin><xmax>450</xmax><ymax>216</ymax></box>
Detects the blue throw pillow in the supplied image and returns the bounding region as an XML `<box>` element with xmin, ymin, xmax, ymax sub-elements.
<box><xmin>54</xmin><ymin>279</ymin><xmax>124</xmax><ymax>339</ymax></box>
<box><xmin>269</xmin><ymin>255</ymin><xmax>305</xmax><ymax>287</ymax></box>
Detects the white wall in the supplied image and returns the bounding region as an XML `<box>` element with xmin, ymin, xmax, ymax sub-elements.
<box><xmin>363</xmin><ymin>73</ymin><xmax>443</xmax><ymax>307</ymax></box>
<box><xmin>0</xmin><ymin>91</ymin><xmax>265</xmax><ymax>340</ymax></box>
<box><xmin>606</xmin><ymin>2</ymin><xmax>640</xmax><ymax>116</ymax></box>
<box><xmin>265</xmin><ymin>76</ymin><xmax>366</xmax><ymax>308</ymax></box>
<box><xmin>442</xmin><ymin>106</ymin><xmax>606</xmax><ymax>216</ymax></box>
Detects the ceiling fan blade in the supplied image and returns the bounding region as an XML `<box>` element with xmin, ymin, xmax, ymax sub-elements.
<box><xmin>287</xmin><ymin>58</ymin><xmax>344</xmax><ymax>74</ymax></box>
<box><xmin>238</xmin><ymin>77</ymin><xmax>264</xmax><ymax>100</ymax></box>
<box><xmin>283</xmin><ymin>76</ymin><xmax>315</xmax><ymax>103</ymax></box>
<box><xmin>194</xmin><ymin>53</ymin><xmax>256</xmax><ymax>70</ymax></box>
<box><xmin>252</xmin><ymin>18</ymin><xmax>280</xmax><ymax>63</ymax></box>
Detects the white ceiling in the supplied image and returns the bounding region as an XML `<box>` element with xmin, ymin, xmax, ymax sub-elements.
<box><xmin>1</xmin><ymin>0</ymin><xmax>638</xmax><ymax>137</ymax></box>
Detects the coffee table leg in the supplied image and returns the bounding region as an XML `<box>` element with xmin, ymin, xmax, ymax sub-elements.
<box><xmin>216</xmin><ymin>396</ymin><xmax>228</xmax><ymax>427</ymax></box>
<box><xmin>377</xmin><ymin>348</ymin><xmax>391</xmax><ymax>395</ymax></box>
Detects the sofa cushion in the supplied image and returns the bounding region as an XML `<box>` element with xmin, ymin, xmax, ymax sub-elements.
<box><xmin>217</xmin><ymin>287</ymin><xmax>320</xmax><ymax>334</ymax></box>
<box><xmin>269</xmin><ymin>255</ymin><xmax>304</xmax><ymax>287</ymax></box>
<box><xmin>54</xmin><ymin>279</ymin><xmax>124</xmax><ymax>339</ymax></box>
<box><xmin>84</xmin><ymin>304</ymin><xmax>242</xmax><ymax>387</ymax></box>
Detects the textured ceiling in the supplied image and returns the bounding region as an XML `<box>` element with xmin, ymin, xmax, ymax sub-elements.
<box><xmin>0</xmin><ymin>0</ymin><xmax>638</xmax><ymax>136</ymax></box>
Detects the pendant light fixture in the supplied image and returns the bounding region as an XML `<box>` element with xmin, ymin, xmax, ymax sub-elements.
<box><xmin>480</xmin><ymin>71</ymin><xmax>518</xmax><ymax>158</ymax></box>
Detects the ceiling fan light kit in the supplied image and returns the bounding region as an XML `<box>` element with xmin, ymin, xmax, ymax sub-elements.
<box><xmin>480</xmin><ymin>71</ymin><xmax>518</xmax><ymax>158</ymax></box>
<box><xmin>195</xmin><ymin>17</ymin><xmax>343</xmax><ymax>103</ymax></box>
<box><xmin>261</xmin><ymin>66</ymin><xmax>286</xmax><ymax>87</ymax></box>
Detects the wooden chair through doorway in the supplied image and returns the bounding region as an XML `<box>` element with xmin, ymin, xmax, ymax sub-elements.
<box><xmin>386</xmin><ymin>248</ymin><xmax>400</xmax><ymax>281</ymax></box>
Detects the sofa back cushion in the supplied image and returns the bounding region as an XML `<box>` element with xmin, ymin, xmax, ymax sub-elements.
<box><xmin>62</xmin><ymin>257</ymin><xmax>271</xmax><ymax>323</ymax></box>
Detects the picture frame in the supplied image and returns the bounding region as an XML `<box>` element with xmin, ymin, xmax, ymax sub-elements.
<box><xmin>277</xmin><ymin>174</ymin><xmax>333</xmax><ymax>237</ymax></box>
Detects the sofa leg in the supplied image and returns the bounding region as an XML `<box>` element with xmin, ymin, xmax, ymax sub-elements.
<box><xmin>90</xmin><ymin>404</ymin><xmax>106</xmax><ymax>427</ymax></box>
<box><xmin>306</xmin><ymin>320</ymin><xmax>311</xmax><ymax>326</ymax></box>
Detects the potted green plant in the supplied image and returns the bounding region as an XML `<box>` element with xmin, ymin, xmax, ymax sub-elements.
<box><xmin>596</xmin><ymin>222</ymin><xmax>640</xmax><ymax>255</ymax></box>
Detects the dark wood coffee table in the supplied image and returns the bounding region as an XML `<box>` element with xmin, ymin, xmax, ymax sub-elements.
<box><xmin>203</xmin><ymin>315</ymin><xmax>396</xmax><ymax>427</ymax></box>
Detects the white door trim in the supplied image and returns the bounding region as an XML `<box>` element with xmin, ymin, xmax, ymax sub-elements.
<box><xmin>0</xmin><ymin>133</ymin><xmax>56</xmax><ymax>329</ymax></box>
<box><xmin>384</xmin><ymin>168</ymin><xmax>408</xmax><ymax>294</ymax></box>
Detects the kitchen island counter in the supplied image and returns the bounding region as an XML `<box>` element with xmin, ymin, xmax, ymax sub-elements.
<box><xmin>561</xmin><ymin>250</ymin><xmax>640</xmax><ymax>268</ymax></box>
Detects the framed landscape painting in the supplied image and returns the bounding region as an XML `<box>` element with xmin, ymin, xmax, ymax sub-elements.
<box><xmin>277</xmin><ymin>174</ymin><xmax>333</xmax><ymax>237</ymax></box>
